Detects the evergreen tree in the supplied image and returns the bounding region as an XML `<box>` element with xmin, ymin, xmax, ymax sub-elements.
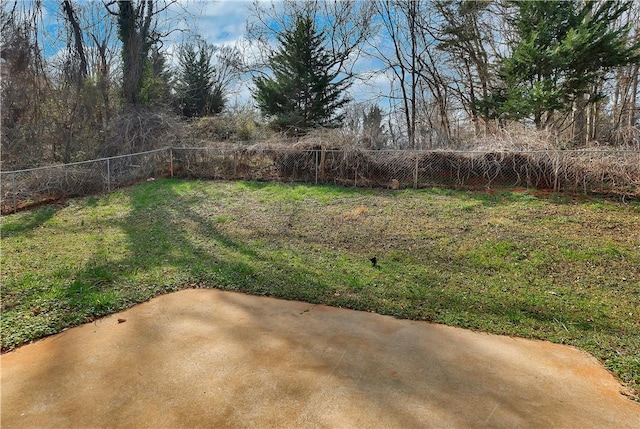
<box><xmin>175</xmin><ymin>38</ymin><xmax>224</xmax><ymax>118</ymax></box>
<box><xmin>253</xmin><ymin>15</ymin><xmax>351</xmax><ymax>134</ymax></box>
<box><xmin>362</xmin><ymin>105</ymin><xmax>386</xmax><ymax>149</ymax></box>
<box><xmin>141</xmin><ymin>44</ymin><xmax>173</xmax><ymax>105</ymax></box>
<box><xmin>481</xmin><ymin>1</ymin><xmax>640</xmax><ymax>129</ymax></box>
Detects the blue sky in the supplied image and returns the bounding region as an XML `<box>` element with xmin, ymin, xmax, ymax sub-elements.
<box><xmin>177</xmin><ymin>0</ymin><xmax>393</xmax><ymax>109</ymax></box>
<box><xmin>30</xmin><ymin>0</ymin><xmax>392</xmax><ymax>109</ymax></box>
<box><xmin>188</xmin><ymin>0</ymin><xmax>254</xmax><ymax>46</ymax></box>
<box><xmin>168</xmin><ymin>0</ymin><xmax>260</xmax><ymax>105</ymax></box>
<box><xmin>181</xmin><ymin>0</ymin><xmax>392</xmax><ymax>108</ymax></box>
<box><xmin>34</xmin><ymin>0</ymin><xmax>255</xmax><ymax>62</ymax></box>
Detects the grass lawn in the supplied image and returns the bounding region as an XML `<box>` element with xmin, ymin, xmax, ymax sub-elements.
<box><xmin>1</xmin><ymin>179</ymin><xmax>639</xmax><ymax>398</ymax></box>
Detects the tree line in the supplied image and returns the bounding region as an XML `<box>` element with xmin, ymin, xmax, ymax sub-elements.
<box><xmin>1</xmin><ymin>0</ymin><xmax>639</xmax><ymax>170</ymax></box>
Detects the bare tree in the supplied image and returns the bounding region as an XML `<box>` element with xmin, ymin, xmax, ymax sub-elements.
<box><xmin>104</xmin><ymin>0</ymin><xmax>181</xmax><ymax>106</ymax></box>
<box><xmin>432</xmin><ymin>0</ymin><xmax>498</xmax><ymax>136</ymax></box>
<box><xmin>611</xmin><ymin>2</ymin><xmax>640</xmax><ymax>139</ymax></box>
<box><xmin>1</xmin><ymin>1</ymin><xmax>51</xmax><ymax>168</ymax></box>
<box><xmin>61</xmin><ymin>0</ymin><xmax>88</xmax><ymax>83</ymax></box>
<box><xmin>371</xmin><ymin>0</ymin><xmax>454</xmax><ymax>149</ymax></box>
<box><xmin>86</xmin><ymin>1</ymin><xmax>118</xmax><ymax>130</ymax></box>
<box><xmin>370</xmin><ymin>0</ymin><xmax>416</xmax><ymax>148</ymax></box>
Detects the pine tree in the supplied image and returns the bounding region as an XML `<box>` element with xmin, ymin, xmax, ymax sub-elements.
<box><xmin>140</xmin><ymin>44</ymin><xmax>173</xmax><ymax>105</ymax></box>
<box><xmin>482</xmin><ymin>1</ymin><xmax>640</xmax><ymax>130</ymax></box>
<box><xmin>362</xmin><ymin>105</ymin><xmax>386</xmax><ymax>149</ymax></box>
<box><xmin>175</xmin><ymin>38</ymin><xmax>224</xmax><ymax>118</ymax></box>
<box><xmin>253</xmin><ymin>15</ymin><xmax>351</xmax><ymax>134</ymax></box>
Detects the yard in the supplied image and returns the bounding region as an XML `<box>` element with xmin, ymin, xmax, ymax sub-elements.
<box><xmin>1</xmin><ymin>179</ymin><xmax>639</xmax><ymax>398</ymax></box>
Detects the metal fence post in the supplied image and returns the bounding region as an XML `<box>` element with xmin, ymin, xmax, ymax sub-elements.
<box><xmin>414</xmin><ymin>154</ymin><xmax>419</xmax><ymax>189</ymax></box>
<box><xmin>106</xmin><ymin>158</ymin><xmax>111</xmax><ymax>192</ymax></box>
<box><xmin>553</xmin><ymin>152</ymin><xmax>560</xmax><ymax>192</ymax></box>
<box><xmin>170</xmin><ymin>148</ymin><xmax>174</xmax><ymax>178</ymax></box>
<box><xmin>12</xmin><ymin>172</ymin><xmax>17</xmax><ymax>213</ymax></box>
<box><xmin>315</xmin><ymin>150</ymin><xmax>319</xmax><ymax>185</ymax></box>
<box><xmin>233</xmin><ymin>150</ymin><xmax>238</xmax><ymax>179</ymax></box>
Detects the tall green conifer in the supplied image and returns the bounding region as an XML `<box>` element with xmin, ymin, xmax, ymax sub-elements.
<box><xmin>480</xmin><ymin>1</ymin><xmax>640</xmax><ymax>129</ymax></box>
<box><xmin>175</xmin><ymin>38</ymin><xmax>224</xmax><ymax>118</ymax></box>
<box><xmin>253</xmin><ymin>15</ymin><xmax>351</xmax><ymax>134</ymax></box>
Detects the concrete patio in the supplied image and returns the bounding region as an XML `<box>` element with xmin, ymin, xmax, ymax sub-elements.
<box><xmin>1</xmin><ymin>288</ymin><xmax>638</xmax><ymax>428</ymax></box>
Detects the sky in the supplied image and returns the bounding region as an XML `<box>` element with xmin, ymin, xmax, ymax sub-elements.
<box><xmin>171</xmin><ymin>0</ymin><xmax>261</xmax><ymax>106</ymax></box>
<box><xmin>26</xmin><ymin>0</ymin><xmax>393</xmax><ymax>110</ymax></box>
<box><xmin>181</xmin><ymin>0</ymin><xmax>392</xmax><ymax>108</ymax></box>
<box><xmin>189</xmin><ymin>0</ymin><xmax>253</xmax><ymax>46</ymax></box>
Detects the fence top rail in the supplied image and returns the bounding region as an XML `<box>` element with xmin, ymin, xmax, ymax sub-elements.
<box><xmin>0</xmin><ymin>147</ymin><xmax>170</xmax><ymax>175</ymax></box>
<box><xmin>173</xmin><ymin>147</ymin><xmax>640</xmax><ymax>155</ymax></box>
<box><xmin>2</xmin><ymin>146</ymin><xmax>638</xmax><ymax>175</ymax></box>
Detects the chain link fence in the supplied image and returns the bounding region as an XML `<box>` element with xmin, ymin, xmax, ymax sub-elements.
<box><xmin>172</xmin><ymin>147</ymin><xmax>640</xmax><ymax>195</ymax></box>
<box><xmin>1</xmin><ymin>148</ymin><xmax>171</xmax><ymax>214</ymax></box>
<box><xmin>2</xmin><ymin>146</ymin><xmax>638</xmax><ymax>213</ymax></box>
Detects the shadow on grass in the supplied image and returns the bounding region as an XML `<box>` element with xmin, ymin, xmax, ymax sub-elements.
<box><xmin>47</xmin><ymin>180</ymin><xmax>340</xmax><ymax>330</ymax></box>
<box><xmin>1</xmin><ymin>180</ymin><xmax>631</xmax><ymax>341</ymax></box>
<box><xmin>1</xmin><ymin>206</ymin><xmax>58</xmax><ymax>236</ymax></box>
<box><xmin>40</xmin><ymin>179</ymin><xmax>387</xmax><ymax>328</ymax></box>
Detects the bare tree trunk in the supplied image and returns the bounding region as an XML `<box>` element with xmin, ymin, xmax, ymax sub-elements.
<box><xmin>90</xmin><ymin>34</ymin><xmax>111</xmax><ymax>131</ymax></box>
<box><xmin>612</xmin><ymin>67</ymin><xmax>623</xmax><ymax>128</ymax></box>
<box><xmin>628</xmin><ymin>63</ymin><xmax>639</xmax><ymax>128</ymax></box>
<box><xmin>107</xmin><ymin>0</ymin><xmax>155</xmax><ymax>106</ymax></box>
<box><xmin>463</xmin><ymin>59</ymin><xmax>480</xmax><ymax>136</ymax></box>
<box><xmin>61</xmin><ymin>0</ymin><xmax>88</xmax><ymax>83</ymax></box>
<box><xmin>409</xmin><ymin>0</ymin><xmax>417</xmax><ymax>149</ymax></box>
<box><xmin>419</xmin><ymin>48</ymin><xmax>451</xmax><ymax>141</ymax></box>
<box><xmin>590</xmin><ymin>99</ymin><xmax>600</xmax><ymax>142</ymax></box>
<box><xmin>585</xmin><ymin>100</ymin><xmax>592</xmax><ymax>145</ymax></box>
<box><xmin>572</xmin><ymin>95</ymin><xmax>587</xmax><ymax>145</ymax></box>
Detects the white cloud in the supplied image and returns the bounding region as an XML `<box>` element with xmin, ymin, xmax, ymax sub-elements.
<box><xmin>181</xmin><ymin>1</ymin><xmax>391</xmax><ymax>107</ymax></box>
<box><xmin>191</xmin><ymin>0</ymin><xmax>253</xmax><ymax>44</ymax></box>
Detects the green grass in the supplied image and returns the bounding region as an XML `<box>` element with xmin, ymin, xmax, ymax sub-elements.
<box><xmin>2</xmin><ymin>179</ymin><xmax>639</xmax><ymax>398</ymax></box>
